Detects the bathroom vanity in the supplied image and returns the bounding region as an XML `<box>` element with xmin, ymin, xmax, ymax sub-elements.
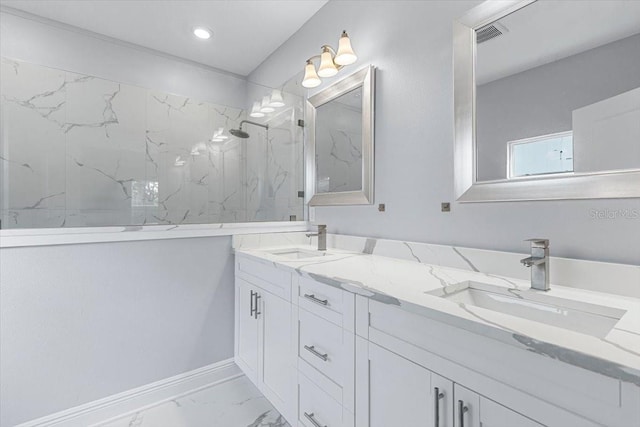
<box><xmin>233</xmin><ymin>233</ymin><xmax>640</xmax><ymax>427</ymax></box>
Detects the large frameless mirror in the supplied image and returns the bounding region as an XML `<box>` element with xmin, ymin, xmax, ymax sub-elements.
<box><xmin>305</xmin><ymin>65</ymin><xmax>375</xmax><ymax>206</ymax></box>
<box><xmin>453</xmin><ymin>0</ymin><xmax>640</xmax><ymax>202</ymax></box>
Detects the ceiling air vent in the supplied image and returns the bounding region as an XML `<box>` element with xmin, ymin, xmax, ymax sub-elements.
<box><xmin>476</xmin><ymin>22</ymin><xmax>508</xmax><ymax>44</ymax></box>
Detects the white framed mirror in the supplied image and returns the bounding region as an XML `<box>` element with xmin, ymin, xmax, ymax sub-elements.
<box><xmin>305</xmin><ymin>65</ymin><xmax>375</xmax><ymax>206</ymax></box>
<box><xmin>454</xmin><ymin>0</ymin><xmax>640</xmax><ymax>202</ymax></box>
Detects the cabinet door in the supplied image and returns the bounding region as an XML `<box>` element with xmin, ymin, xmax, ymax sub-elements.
<box><xmin>259</xmin><ymin>289</ymin><xmax>294</xmax><ymax>421</ymax></box>
<box><xmin>368</xmin><ymin>342</ymin><xmax>453</xmax><ymax>427</ymax></box>
<box><xmin>454</xmin><ymin>384</ymin><xmax>543</xmax><ymax>427</ymax></box>
<box><xmin>478</xmin><ymin>396</ymin><xmax>543</xmax><ymax>427</ymax></box>
<box><xmin>235</xmin><ymin>279</ymin><xmax>259</xmax><ymax>383</ymax></box>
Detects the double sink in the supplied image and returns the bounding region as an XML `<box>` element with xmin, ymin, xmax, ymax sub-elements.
<box><xmin>266</xmin><ymin>248</ymin><xmax>626</xmax><ymax>339</ymax></box>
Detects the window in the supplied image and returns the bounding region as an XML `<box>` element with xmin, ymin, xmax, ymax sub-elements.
<box><xmin>507</xmin><ymin>131</ymin><xmax>573</xmax><ymax>179</ymax></box>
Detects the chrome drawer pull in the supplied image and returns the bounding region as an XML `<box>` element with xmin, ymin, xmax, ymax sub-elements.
<box><xmin>250</xmin><ymin>290</ymin><xmax>256</xmax><ymax>317</ymax></box>
<box><xmin>458</xmin><ymin>400</ymin><xmax>469</xmax><ymax>427</ymax></box>
<box><xmin>304</xmin><ymin>412</ymin><xmax>326</xmax><ymax>427</ymax></box>
<box><xmin>304</xmin><ymin>293</ymin><xmax>328</xmax><ymax>306</ymax></box>
<box><xmin>253</xmin><ymin>293</ymin><xmax>261</xmax><ymax>319</ymax></box>
<box><xmin>434</xmin><ymin>387</ymin><xmax>444</xmax><ymax>426</ymax></box>
<box><xmin>304</xmin><ymin>345</ymin><xmax>328</xmax><ymax>361</ymax></box>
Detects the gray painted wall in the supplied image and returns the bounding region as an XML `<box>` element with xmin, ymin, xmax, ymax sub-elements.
<box><xmin>0</xmin><ymin>11</ymin><xmax>241</xmax><ymax>426</ymax></box>
<box><xmin>249</xmin><ymin>0</ymin><xmax>640</xmax><ymax>265</ymax></box>
<box><xmin>0</xmin><ymin>237</ymin><xmax>235</xmax><ymax>426</ymax></box>
<box><xmin>0</xmin><ymin>11</ymin><xmax>247</xmax><ymax>108</ymax></box>
<box><xmin>476</xmin><ymin>33</ymin><xmax>640</xmax><ymax>181</ymax></box>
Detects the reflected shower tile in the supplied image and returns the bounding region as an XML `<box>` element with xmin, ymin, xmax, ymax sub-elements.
<box><xmin>65</xmin><ymin>78</ymin><xmax>146</xmax><ymax>215</ymax></box>
<box><xmin>62</xmin><ymin>209</ymin><xmax>145</xmax><ymax>228</ymax></box>
<box><xmin>1</xmin><ymin>209</ymin><xmax>65</xmax><ymax>229</ymax></box>
<box><xmin>0</xmin><ymin>59</ymin><xmax>66</xmax><ymax>213</ymax></box>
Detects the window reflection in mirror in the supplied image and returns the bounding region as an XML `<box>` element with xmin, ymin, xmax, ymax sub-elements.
<box><xmin>475</xmin><ymin>0</ymin><xmax>640</xmax><ymax>183</ymax></box>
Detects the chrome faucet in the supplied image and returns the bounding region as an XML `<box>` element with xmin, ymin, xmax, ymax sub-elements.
<box><xmin>306</xmin><ymin>224</ymin><xmax>327</xmax><ymax>251</ymax></box>
<box><xmin>520</xmin><ymin>239</ymin><xmax>550</xmax><ymax>291</ymax></box>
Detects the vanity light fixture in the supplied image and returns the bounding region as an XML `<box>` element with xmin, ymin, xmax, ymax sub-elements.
<box><xmin>302</xmin><ymin>31</ymin><xmax>357</xmax><ymax>88</ymax></box>
<box><xmin>249</xmin><ymin>101</ymin><xmax>265</xmax><ymax>118</ymax></box>
<box><xmin>210</xmin><ymin>127</ymin><xmax>228</xmax><ymax>143</ymax></box>
<box><xmin>260</xmin><ymin>95</ymin><xmax>275</xmax><ymax>113</ymax></box>
<box><xmin>193</xmin><ymin>27</ymin><xmax>212</xmax><ymax>40</ymax></box>
<box><xmin>268</xmin><ymin>89</ymin><xmax>285</xmax><ymax>107</ymax></box>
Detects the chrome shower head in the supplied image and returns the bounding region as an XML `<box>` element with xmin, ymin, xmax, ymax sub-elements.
<box><xmin>229</xmin><ymin>128</ymin><xmax>250</xmax><ymax>139</ymax></box>
<box><xmin>230</xmin><ymin>120</ymin><xmax>269</xmax><ymax>139</ymax></box>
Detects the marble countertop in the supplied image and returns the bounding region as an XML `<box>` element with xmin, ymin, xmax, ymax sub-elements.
<box><xmin>235</xmin><ymin>245</ymin><xmax>640</xmax><ymax>386</ymax></box>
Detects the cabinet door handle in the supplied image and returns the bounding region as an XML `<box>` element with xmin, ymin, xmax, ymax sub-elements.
<box><xmin>304</xmin><ymin>345</ymin><xmax>328</xmax><ymax>361</ymax></box>
<box><xmin>434</xmin><ymin>387</ymin><xmax>444</xmax><ymax>427</ymax></box>
<box><xmin>254</xmin><ymin>293</ymin><xmax>261</xmax><ymax>319</ymax></box>
<box><xmin>304</xmin><ymin>293</ymin><xmax>328</xmax><ymax>306</ymax></box>
<box><xmin>458</xmin><ymin>400</ymin><xmax>468</xmax><ymax>427</ymax></box>
<box><xmin>304</xmin><ymin>412</ymin><xmax>326</xmax><ymax>427</ymax></box>
<box><xmin>249</xmin><ymin>290</ymin><xmax>256</xmax><ymax>317</ymax></box>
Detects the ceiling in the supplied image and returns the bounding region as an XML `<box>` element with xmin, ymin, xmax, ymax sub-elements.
<box><xmin>477</xmin><ymin>0</ymin><xmax>640</xmax><ymax>85</ymax></box>
<box><xmin>0</xmin><ymin>0</ymin><xmax>328</xmax><ymax>76</ymax></box>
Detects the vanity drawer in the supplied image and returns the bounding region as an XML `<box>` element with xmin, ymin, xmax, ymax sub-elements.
<box><xmin>298</xmin><ymin>372</ymin><xmax>343</xmax><ymax>427</ymax></box>
<box><xmin>299</xmin><ymin>308</ymin><xmax>350</xmax><ymax>387</ymax></box>
<box><xmin>236</xmin><ymin>255</ymin><xmax>292</xmax><ymax>301</ymax></box>
<box><xmin>298</xmin><ymin>277</ymin><xmax>346</xmax><ymax>325</ymax></box>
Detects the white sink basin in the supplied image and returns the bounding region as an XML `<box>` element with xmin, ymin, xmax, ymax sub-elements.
<box><xmin>268</xmin><ymin>248</ymin><xmax>327</xmax><ymax>260</ymax></box>
<box><xmin>428</xmin><ymin>281</ymin><xmax>626</xmax><ymax>338</ymax></box>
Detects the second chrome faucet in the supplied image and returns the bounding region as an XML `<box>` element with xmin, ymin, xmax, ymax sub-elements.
<box><xmin>306</xmin><ymin>224</ymin><xmax>327</xmax><ymax>251</ymax></box>
<box><xmin>520</xmin><ymin>238</ymin><xmax>550</xmax><ymax>291</ymax></box>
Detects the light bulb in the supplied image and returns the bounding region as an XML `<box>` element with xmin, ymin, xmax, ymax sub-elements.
<box><xmin>302</xmin><ymin>60</ymin><xmax>321</xmax><ymax>88</ymax></box>
<box><xmin>317</xmin><ymin>47</ymin><xmax>338</xmax><ymax>77</ymax></box>
<box><xmin>269</xmin><ymin>89</ymin><xmax>285</xmax><ymax>107</ymax></box>
<box><xmin>334</xmin><ymin>31</ymin><xmax>357</xmax><ymax>66</ymax></box>
<box><xmin>260</xmin><ymin>96</ymin><xmax>275</xmax><ymax>113</ymax></box>
<box><xmin>193</xmin><ymin>27</ymin><xmax>212</xmax><ymax>40</ymax></box>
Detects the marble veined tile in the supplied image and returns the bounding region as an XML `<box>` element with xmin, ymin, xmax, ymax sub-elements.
<box><xmin>65</xmin><ymin>76</ymin><xmax>147</xmax><ymax>211</ymax></box>
<box><xmin>96</xmin><ymin>376</ymin><xmax>290</xmax><ymax>427</ymax></box>
<box><xmin>0</xmin><ymin>57</ymin><xmax>304</xmax><ymax>228</ymax></box>
<box><xmin>0</xmin><ymin>58</ymin><xmax>67</xmax><ymax>213</ymax></box>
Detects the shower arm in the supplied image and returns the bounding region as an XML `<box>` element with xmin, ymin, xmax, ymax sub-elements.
<box><xmin>239</xmin><ymin>120</ymin><xmax>269</xmax><ymax>130</ymax></box>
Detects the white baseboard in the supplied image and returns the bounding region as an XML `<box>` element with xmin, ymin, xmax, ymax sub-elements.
<box><xmin>16</xmin><ymin>358</ymin><xmax>241</xmax><ymax>427</ymax></box>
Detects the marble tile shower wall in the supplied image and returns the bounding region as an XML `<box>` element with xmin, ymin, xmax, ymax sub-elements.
<box><xmin>0</xmin><ymin>58</ymin><xmax>303</xmax><ymax>228</ymax></box>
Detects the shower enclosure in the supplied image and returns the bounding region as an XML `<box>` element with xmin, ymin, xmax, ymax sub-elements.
<box><xmin>0</xmin><ymin>58</ymin><xmax>305</xmax><ymax>229</ymax></box>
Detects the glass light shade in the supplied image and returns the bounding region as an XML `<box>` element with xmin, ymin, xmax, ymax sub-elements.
<box><xmin>334</xmin><ymin>31</ymin><xmax>357</xmax><ymax>66</ymax></box>
<box><xmin>317</xmin><ymin>49</ymin><xmax>338</xmax><ymax>77</ymax></box>
<box><xmin>269</xmin><ymin>89</ymin><xmax>285</xmax><ymax>107</ymax></box>
<box><xmin>249</xmin><ymin>101</ymin><xmax>265</xmax><ymax>118</ymax></box>
<box><xmin>216</xmin><ymin>127</ymin><xmax>228</xmax><ymax>140</ymax></box>
<box><xmin>260</xmin><ymin>96</ymin><xmax>275</xmax><ymax>113</ymax></box>
<box><xmin>302</xmin><ymin>61</ymin><xmax>321</xmax><ymax>88</ymax></box>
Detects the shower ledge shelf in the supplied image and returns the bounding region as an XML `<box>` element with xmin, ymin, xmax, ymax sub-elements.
<box><xmin>0</xmin><ymin>221</ymin><xmax>310</xmax><ymax>248</ymax></box>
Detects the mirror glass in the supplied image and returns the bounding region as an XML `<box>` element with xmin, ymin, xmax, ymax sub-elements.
<box><xmin>315</xmin><ymin>86</ymin><xmax>363</xmax><ymax>193</ymax></box>
<box><xmin>475</xmin><ymin>0</ymin><xmax>640</xmax><ymax>182</ymax></box>
<box><xmin>306</xmin><ymin>65</ymin><xmax>374</xmax><ymax>206</ymax></box>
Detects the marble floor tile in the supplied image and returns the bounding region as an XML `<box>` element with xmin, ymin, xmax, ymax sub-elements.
<box><xmin>95</xmin><ymin>376</ymin><xmax>290</xmax><ymax>427</ymax></box>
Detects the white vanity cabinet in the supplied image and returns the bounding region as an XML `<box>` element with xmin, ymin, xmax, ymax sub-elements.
<box><xmin>296</xmin><ymin>277</ymin><xmax>356</xmax><ymax>427</ymax></box>
<box><xmin>366</xmin><ymin>341</ymin><xmax>454</xmax><ymax>427</ymax></box>
<box><xmin>234</xmin><ymin>257</ymin><xmax>297</xmax><ymax>423</ymax></box>
<box><xmin>234</xmin><ymin>254</ymin><xmax>640</xmax><ymax>427</ymax></box>
<box><xmin>453</xmin><ymin>384</ymin><xmax>543</xmax><ymax>427</ymax></box>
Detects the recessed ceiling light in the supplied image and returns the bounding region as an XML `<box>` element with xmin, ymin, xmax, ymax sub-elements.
<box><xmin>193</xmin><ymin>27</ymin><xmax>212</xmax><ymax>40</ymax></box>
